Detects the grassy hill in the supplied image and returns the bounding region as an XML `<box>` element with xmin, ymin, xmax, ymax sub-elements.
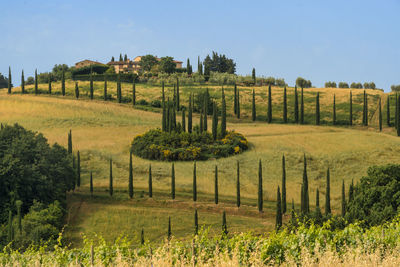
<box><xmin>1</xmin><ymin>83</ymin><xmax>399</xmax><ymax>246</ymax></box>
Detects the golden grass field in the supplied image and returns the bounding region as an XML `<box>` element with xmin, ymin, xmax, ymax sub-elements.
<box><xmin>1</xmin><ymin>82</ymin><xmax>399</xmax><ymax>246</ymax></box>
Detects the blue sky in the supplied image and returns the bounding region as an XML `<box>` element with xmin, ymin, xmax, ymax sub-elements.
<box><xmin>1</xmin><ymin>0</ymin><xmax>399</xmax><ymax>90</ymax></box>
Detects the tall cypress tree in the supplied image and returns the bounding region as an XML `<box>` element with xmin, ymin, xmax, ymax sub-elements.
<box><xmin>182</xmin><ymin>108</ymin><xmax>186</xmax><ymax>132</ymax></box>
<box><xmin>34</xmin><ymin>69</ymin><xmax>38</xmax><ymax>95</ymax></box>
<box><xmin>397</xmin><ymin>94</ymin><xmax>400</xmax><ymax>136</ymax></box>
<box><xmin>267</xmin><ymin>85</ymin><xmax>272</xmax><ymax>123</ymax></box>
<box><xmin>387</xmin><ymin>95</ymin><xmax>391</xmax><ymax>126</ymax></box>
<box><xmin>221</xmin><ymin>88</ymin><xmax>227</xmax><ymax>137</ymax></box>
<box><xmin>301</xmin><ymin>154</ymin><xmax>309</xmax><ymax>214</ymax></box>
<box><xmin>333</xmin><ymin>94</ymin><xmax>336</xmax><ymax>125</ymax></box>
<box><xmin>396</xmin><ymin>93</ymin><xmax>398</xmax><ymax>129</ymax></box>
<box><xmin>8</xmin><ymin>66</ymin><xmax>12</xmax><ymax>94</ymax></box>
<box><xmin>349</xmin><ymin>91</ymin><xmax>353</xmax><ymax>126</ymax></box>
<box><xmin>167</xmin><ymin>98</ymin><xmax>171</xmax><ymax>132</ymax></box>
<box><xmin>316</xmin><ymin>92</ymin><xmax>320</xmax><ymax>125</ymax></box>
<box><xmin>341</xmin><ymin>180</ymin><xmax>346</xmax><ymax>217</ymax></box>
<box><xmin>16</xmin><ymin>200</ymin><xmax>22</xmax><ymax>234</ymax></box>
<box><xmin>171</xmin><ymin>163</ymin><xmax>175</xmax><ymax>200</ymax></box>
<box><xmin>68</xmin><ymin>130</ymin><xmax>72</xmax><ymax>154</ymax></box>
<box><xmin>132</xmin><ymin>80</ymin><xmax>136</xmax><ymax>106</ymax></box>
<box><xmin>7</xmin><ymin>210</ymin><xmax>12</xmax><ymax>243</ymax></box>
<box><xmin>258</xmin><ymin>159</ymin><xmax>263</xmax><ymax>212</ymax></box>
<box><xmin>90</xmin><ymin>171</ymin><xmax>93</xmax><ymax>197</ymax></box>
<box><xmin>325</xmin><ymin>168</ymin><xmax>331</xmax><ymax>215</ymax></box>
<box><xmin>72</xmin><ymin>154</ymin><xmax>76</xmax><ymax>191</ymax></box>
<box><xmin>21</xmin><ymin>70</ymin><xmax>25</xmax><ymax>94</ymax></box>
<box><xmin>77</xmin><ymin>151</ymin><xmax>81</xmax><ymax>187</ymax></box>
<box><xmin>148</xmin><ymin>164</ymin><xmax>152</xmax><ymax>198</ymax></box>
<box><xmin>283</xmin><ymin>87</ymin><xmax>287</xmax><ymax>123</ymax></box>
<box><xmin>117</xmin><ymin>74</ymin><xmax>122</xmax><ymax>103</ymax></box>
<box><xmin>188</xmin><ymin>94</ymin><xmax>193</xmax><ymax>133</ymax></box>
<box><xmin>194</xmin><ymin>209</ymin><xmax>199</xmax><ymax>235</ymax></box>
<box><xmin>282</xmin><ymin>155</ymin><xmax>287</xmax><ymax>214</ymax></box>
<box><xmin>349</xmin><ymin>179</ymin><xmax>354</xmax><ymax>203</ymax></box>
<box><xmin>104</xmin><ymin>76</ymin><xmax>107</xmax><ymax>101</ymax></box>
<box><xmin>212</xmin><ymin>102</ymin><xmax>218</xmax><ymax>140</ymax></box>
<box><xmin>300</xmin><ymin>87</ymin><xmax>304</xmax><ymax>124</ymax></box>
<box><xmin>203</xmin><ymin>94</ymin><xmax>208</xmax><ymax>131</ymax></box>
<box><xmin>141</xmin><ymin>228</ymin><xmax>145</xmax><ymax>245</ymax></box>
<box><xmin>222</xmin><ymin>211</ymin><xmax>228</xmax><ymax>235</ymax></box>
<box><xmin>252</xmin><ymin>89</ymin><xmax>256</xmax><ymax>121</ymax></box>
<box><xmin>294</xmin><ymin>86</ymin><xmax>299</xmax><ymax>123</ymax></box>
<box><xmin>365</xmin><ymin>91</ymin><xmax>368</xmax><ymax>126</ymax></box>
<box><xmin>236</xmin><ymin>161</ymin><xmax>240</xmax><ymax>208</ymax></box>
<box><xmin>252</xmin><ymin>68</ymin><xmax>256</xmax><ymax>84</ymax></box>
<box><xmin>234</xmin><ymin>83</ymin><xmax>237</xmax><ymax>115</ymax></box>
<box><xmin>75</xmin><ymin>82</ymin><xmax>79</xmax><ymax>99</ymax></box>
<box><xmin>315</xmin><ymin>188</ymin><xmax>322</xmax><ymax>221</ymax></box>
<box><xmin>167</xmin><ymin>216</ymin><xmax>171</xmax><ymax>241</ymax></box>
<box><xmin>193</xmin><ymin>161</ymin><xmax>197</xmax><ymax>201</ymax></box>
<box><xmin>61</xmin><ymin>69</ymin><xmax>65</xmax><ymax>96</ymax></box>
<box><xmin>214</xmin><ymin>165</ymin><xmax>218</xmax><ymax>204</ymax></box>
<box><xmin>199</xmin><ymin>109</ymin><xmax>203</xmax><ymax>133</ymax></box>
<box><xmin>176</xmin><ymin>78</ymin><xmax>180</xmax><ymax>111</ymax></box>
<box><xmin>48</xmin><ymin>75</ymin><xmax>52</xmax><ymax>94</ymax></box>
<box><xmin>89</xmin><ymin>71</ymin><xmax>94</xmax><ymax>99</ymax></box>
<box><xmin>236</xmin><ymin>88</ymin><xmax>240</xmax><ymax>119</ymax></box>
<box><xmin>379</xmin><ymin>97</ymin><xmax>382</xmax><ymax>132</ymax></box>
<box><xmin>109</xmin><ymin>158</ymin><xmax>113</xmax><ymax>197</ymax></box>
<box><xmin>276</xmin><ymin>186</ymin><xmax>282</xmax><ymax>230</ymax></box>
<box><xmin>129</xmin><ymin>151</ymin><xmax>133</xmax><ymax>199</ymax></box>
<box><xmin>162</xmin><ymin>83</ymin><xmax>166</xmax><ymax>131</ymax></box>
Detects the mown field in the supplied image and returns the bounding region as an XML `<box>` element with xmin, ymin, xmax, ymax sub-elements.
<box><xmin>1</xmin><ymin>83</ymin><xmax>399</xmax><ymax>247</ymax></box>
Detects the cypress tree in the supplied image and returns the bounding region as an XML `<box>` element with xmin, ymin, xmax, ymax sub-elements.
<box><xmin>8</xmin><ymin>66</ymin><xmax>12</xmax><ymax>94</ymax></box>
<box><xmin>176</xmin><ymin>78</ymin><xmax>180</xmax><ymax>111</ymax></box>
<box><xmin>252</xmin><ymin>68</ymin><xmax>256</xmax><ymax>84</ymax></box>
<box><xmin>162</xmin><ymin>83</ymin><xmax>166</xmax><ymax>131</ymax></box>
<box><xmin>104</xmin><ymin>76</ymin><xmax>107</xmax><ymax>101</ymax></box>
<box><xmin>300</xmin><ymin>87</ymin><xmax>304</xmax><ymax>124</ymax></box>
<box><xmin>333</xmin><ymin>94</ymin><xmax>336</xmax><ymax>125</ymax></box>
<box><xmin>234</xmin><ymin>83</ymin><xmax>237</xmax><ymax>115</ymax></box>
<box><xmin>282</xmin><ymin>155</ymin><xmax>287</xmax><ymax>214</ymax></box>
<box><xmin>72</xmin><ymin>154</ymin><xmax>76</xmax><ymax>191</ymax></box>
<box><xmin>34</xmin><ymin>69</ymin><xmax>38</xmax><ymax>95</ymax></box>
<box><xmin>267</xmin><ymin>85</ymin><xmax>272</xmax><ymax>123</ymax></box>
<box><xmin>90</xmin><ymin>171</ymin><xmax>93</xmax><ymax>197</ymax></box>
<box><xmin>89</xmin><ymin>71</ymin><xmax>94</xmax><ymax>99</ymax></box>
<box><xmin>397</xmin><ymin>94</ymin><xmax>400</xmax><ymax>136</ymax></box>
<box><xmin>148</xmin><ymin>164</ymin><xmax>152</xmax><ymax>198</ymax></box>
<box><xmin>61</xmin><ymin>69</ymin><xmax>65</xmax><ymax>96</ymax></box>
<box><xmin>132</xmin><ymin>80</ymin><xmax>136</xmax><ymax>106</ymax></box>
<box><xmin>167</xmin><ymin>216</ymin><xmax>171</xmax><ymax>241</ymax></box>
<box><xmin>349</xmin><ymin>91</ymin><xmax>353</xmax><ymax>126</ymax></box>
<box><xmin>222</xmin><ymin>211</ymin><xmax>228</xmax><ymax>235</ymax></box>
<box><xmin>214</xmin><ymin>165</ymin><xmax>218</xmax><ymax>204</ymax></box>
<box><xmin>349</xmin><ymin>179</ymin><xmax>354</xmax><ymax>202</ymax></box>
<box><xmin>212</xmin><ymin>102</ymin><xmax>218</xmax><ymax>140</ymax></box>
<box><xmin>194</xmin><ymin>209</ymin><xmax>198</xmax><ymax>235</ymax></box>
<box><xmin>48</xmin><ymin>75</ymin><xmax>52</xmax><ymax>94</ymax></box>
<box><xmin>301</xmin><ymin>154</ymin><xmax>309</xmax><ymax>214</ymax></box>
<box><xmin>203</xmin><ymin>95</ymin><xmax>208</xmax><ymax>131</ymax></box>
<box><xmin>258</xmin><ymin>159</ymin><xmax>263</xmax><ymax>212</ymax></box>
<box><xmin>77</xmin><ymin>151</ymin><xmax>81</xmax><ymax>187</ymax></box>
<box><xmin>316</xmin><ymin>92</ymin><xmax>320</xmax><ymax>125</ymax></box>
<box><xmin>75</xmin><ymin>82</ymin><xmax>79</xmax><ymax>99</ymax></box>
<box><xmin>21</xmin><ymin>70</ymin><xmax>25</xmax><ymax>94</ymax></box>
<box><xmin>300</xmin><ymin>183</ymin><xmax>304</xmax><ymax>214</ymax></box>
<box><xmin>171</xmin><ymin>163</ymin><xmax>175</xmax><ymax>200</ymax></box>
<box><xmin>117</xmin><ymin>74</ymin><xmax>122</xmax><ymax>103</ymax></box>
<box><xmin>140</xmin><ymin>228</ymin><xmax>145</xmax><ymax>245</ymax></box>
<box><xmin>387</xmin><ymin>95</ymin><xmax>391</xmax><ymax>126</ymax></box>
<box><xmin>16</xmin><ymin>200</ymin><xmax>22</xmax><ymax>234</ymax></box>
<box><xmin>221</xmin><ymin>88</ymin><xmax>227</xmax><ymax>137</ymax></box>
<box><xmin>290</xmin><ymin>199</ymin><xmax>296</xmax><ymax>226</ymax></box>
<box><xmin>316</xmin><ymin>188</ymin><xmax>320</xmax><ymax>208</ymax></box>
<box><xmin>7</xmin><ymin>210</ymin><xmax>12</xmax><ymax>243</ymax></box>
<box><xmin>68</xmin><ymin>130</ymin><xmax>72</xmax><ymax>154</ymax></box>
<box><xmin>365</xmin><ymin>91</ymin><xmax>368</xmax><ymax>126</ymax></box>
<box><xmin>182</xmin><ymin>108</ymin><xmax>186</xmax><ymax>132</ymax></box>
<box><xmin>119</xmin><ymin>54</ymin><xmax>123</xmax><ymax>61</ymax></box>
<box><xmin>109</xmin><ymin>159</ymin><xmax>113</xmax><ymax>196</ymax></box>
<box><xmin>396</xmin><ymin>93</ymin><xmax>398</xmax><ymax>129</ymax></box>
<box><xmin>252</xmin><ymin>89</ymin><xmax>256</xmax><ymax>121</ymax></box>
<box><xmin>199</xmin><ymin>109</ymin><xmax>203</xmax><ymax>133</ymax></box>
<box><xmin>379</xmin><ymin>97</ymin><xmax>382</xmax><ymax>132</ymax></box>
<box><xmin>193</xmin><ymin>161</ymin><xmax>197</xmax><ymax>201</ymax></box>
<box><xmin>167</xmin><ymin>98</ymin><xmax>171</xmax><ymax>132</ymax></box>
<box><xmin>341</xmin><ymin>180</ymin><xmax>346</xmax><ymax>217</ymax></box>
<box><xmin>294</xmin><ymin>86</ymin><xmax>299</xmax><ymax>123</ymax></box>
<box><xmin>236</xmin><ymin>161</ymin><xmax>240</xmax><ymax>208</ymax></box>
<box><xmin>172</xmin><ymin>100</ymin><xmax>177</xmax><ymax>130</ymax></box>
<box><xmin>276</xmin><ymin>186</ymin><xmax>282</xmax><ymax>230</ymax></box>
<box><xmin>283</xmin><ymin>87</ymin><xmax>287</xmax><ymax>123</ymax></box>
<box><xmin>315</xmin><ymin>188</ymin><xmax>322</xmax><ymax>221</ymax></box>
<box><xmin>236</xmin><ymin>88</ymin><xmax>240</xmax><ymax>119</ymax></box>
<box><xmin>325</xmin><ymin>168</ymin><xmax>331</xmax><ymax>215</ymax></box>
<box><xmin>188</xmin><ymin>94</ymin><xmax>193</xmax><ymax>133</ymax></box>
<box><xmin>129</xmin><ymin>151</ymin><xmax>133</xmax><ymax>199</ymax></box>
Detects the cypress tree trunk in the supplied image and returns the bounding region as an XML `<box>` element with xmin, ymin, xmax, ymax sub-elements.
<box><xmin>68</xmin><ymin>130</ymin><xmax>72</xmax><ymax>154</ymax></box>
<box><xmin>77</xmin><ymin>151</ymin><xmax>81</xmax><ymax>187</ymax></box>
<box><xmin>203</xmin><ymin>95</ymin><xmax>208</xmax><ymax>131</ymax></box>
<box><xmin>341</xmin><ymin>180</ymin><xmax>346</xmax><ymax>217</ymax></box>
<box><xmin>365</xmin><ymin>92</ymin><xmax>368</xmax><ymax>126</ymax></box>
<box><xmin>349</xmin><ymin>91</ymin><xmax>353</xmax><ymax>126</ymax></box>
<box><xmin>333</xmin><ymin>94</ymin><xmax>336</xmax><ymax>125</ymax></box>
<box><xmin>61</xmin><ymin>69</ymin><xmax>65</xmax><ymax>96</ymax></box>
<box><xmin>172</xmin><ymin>102</ymin><xmax>177</xmax><ymax>130</ymax></box>
<box><xmin>267</xmin><ymin>85</ymin><xmax>272</xmax><ymax>123</ymax></box>
<box><xmin>276</xmin><ymin>186</ymin><xmax>282</xmax><ymax>230</ymax></box>
<box><xmin>109</xmin><ymin>159</ymin><xmax>113</xmax><ymax>197</ymax></box>
<box><xmin>75</xmin><ymin>82</ymin><xmax>79</xmax><ymax>99</ymax></box>
<box><xmin>188</xmin><ymin>94</ymin><xmax>193</xmax><ymax>133</ymax></box>
<box><xmin>21</xmin><ymin>70</ymin><xmax>25</xmax><ymax>94</ymax></box>
<box><xmin>395</xmin><ymin>93</ymin><xmax>398</xmax><ymax>129</ymax></box>
<box><xmin>194</xmin><ymin>209</ymin><xmax>198</xmax><ymax>235</ymax></box>
<box><xmin>282</xmin><ymin>155</ymin><xmax>286</xmax><ymax>214</ymax></box>
<box><xmin>16</xmin><ymin>200</ymin><xmax>22</xmax><ymax>234</ymax></box>
<box><xmin>301</xmin><ymin>154</ymin><xmax>309</xmax><ymax>214</ymax></box>
<box><xmin>234</xmin><ymin>83</ymin><xmax>237</xmax><ymax>115</ymax></box>
<box><xmin>34</xmin><ymin>69</ymin><xmax>38</xmax><ymax>95</ymax></box>
<box><xmin>148</xmin><ymin>164</ymin><xmax>152</xmax><ymax>198</ymax></box>
<box><xmin>397</xmin><ymin>94</ymin><xmax>400</xmax><ymax>136</ymax></box>
<box><xmin>171</xmin><ymin>163</ymin><xmax>175</xmax><ymax>200</ymax></box>
<box><xmin>379</xmin><ymin>97</ymin><xmax>382</xmax><ymax>132</ymax></box>
<box><xmin>8</xmin><ymin>66</ymin><xmax>12</xmax><ymax>94</ymax></box>
<box><xmin>117</xmin><ymin>74</ymin><xmax>122</xmax><ymax>103</ymax></box>
<box><xmin>182</xmin><ymin>109</ymin><xmax>186</xmax><ymax>132</ymax></box>
<box><xmin>316</xmin><ymin>188</ymin><xmax>320</xmax><ymax>208</ymax></box>
<box><xmin>387</xmin><ymin>95</ymin><xmax>391</xmax><ymax>126</ymax></box>
<box><xmin>167</xmin><ymin>216</ymin><xmax>171</xmax><ymax>241</ymax></box>
<box><xmin>141</xmin><ymin>228</ymin><xmax>145</xmax><ymax>245</ymax></box>
<box><xmin>193</xmin><ymin>161</ymin><xmax>197</xmax><ymax>201</ymax></box>
<box><xmin>236</xmin><ymin>161</ymin><xmax>240</xmax><ymax>208</ymax></box>
<box><xmin>221</xmin><ymin>88</ymin><xmax>227</xmax><ymax>137</ymax></box>
<box><xmin>283</xmin><ymin>87</ymin><xmax>287</xmax><ymax>123</ymax></box>
<box><xmin>104</xmin><ymin>76</ymin><xmax>107</xmax><ymax>101</ymax></box>
<box><xmin>222</xmin><ymin>211</ymin><xmax>228</xmax><ymax>235</ymax></box>
<box><xmin>300</xmin><ymin>88</ymin><xmax>304</xmax><ymax>124</ymax></box>
<box><xmin>316</xmin><ymin>92</ymin><xmax>320</xmax><ymax>125</ymax></box>
<box><xmin>162</xmin><ymin>83</ymin><xmax>166</xmax><ymax>131</ymax></box>
<box><xmin>258</xmin><ymin>160</ymin><xmax>263</xmax><ymax>212</ymax></box>
<box><xmin>48</xmin><ymin>76</ymin><xmax>52</xmax><ymax>94</ymax></box>
<box><xmin>90</xmin><ymin>72</ymin><xmax>94</xmax><ymax>99</ymax></box>
<box><xmin>129</xmin><ymin>151</ymin><xmax>133</xmax><ymax>199</ymax></box>
<box><xmin>294</xmin><ymin>86</ymin><xmax>299</xmax><ymax>123</ymax></box>
<box><xmin>349</xmin><ymin>179</ymin><xmax>354</xmax><ymax>202</ymax></box>
<box><xmin>252</xmin><ymin>89</ymin><xmax>256</xmax><ymax>121</ymax></box>
<box><xmin>236</xmin><ymin>88</ymin><xmax>240</xmax><ymax>119</ymax></box>
<box><xmin>214</xmin><ymin>165</ymin><xmax>218</xmax><ymax>204</ymax></box>
<box><xmin>132</xmin><ymin>80</ymin><xmax>136</xmax><ymax>106</ymax></box>
<box><xmin>212</xmin><ymin>102</ymin><xmax>218</xmax><ymax>140</ymax></box>
<box><xmin>325</xmin><ymin>168</ymin><xmax>331</xmax><ymax>215</ymax></box>
<box><xmin>176</xmin><ymin>78</ymin><xmax>180</xmax><ymax>111</ymax></box>
<box><xmin>90</xmin><ymin>171</ymin><xmax>93</xmax><ymax>197</ymax></box>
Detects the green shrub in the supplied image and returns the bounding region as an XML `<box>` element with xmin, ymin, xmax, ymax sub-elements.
<box><xmin>151</xmin><ymin>100</ymin><xmax>162</xmax><ymax>108</ymax></box>
<box><xmin>136</xmin><ymin>99</ymin><xmax>149</xmax><ymax>106</ymax></box>
<box><xmin>131</xmin><ymin>129</ymin><xmax>248</xmax><ymax>161</ymax></box>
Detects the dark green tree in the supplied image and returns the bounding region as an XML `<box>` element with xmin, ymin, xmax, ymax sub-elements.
<box><xmin>188</xmin><ymin>94</ymin><xmax>193</xmax><ymax>133</ymax></box>
<box><xmin>77</xmin><ymin>151</ymin><xmax>81</xmax><ymax>187</ymax></box>
<box><xmin>282</xmin><ymin>155</ymin><xmax>287</xmax><ymax>213</ymax></box>
<box><xmin>333</xmin><ymin>94</ymin><xmax>336</xmax><ymax>125</ymax></box>
<box><xmin>194</xmin><ymin>209</ymin><xmax>198</xmax><ymax>235</ymax></box>
<box><xmin>214</xmin><ymin>165</ymin><xmax>218</xmax><ymax>204</ymax></box>
<box><xmin>8</xmin><ymin>66</ymin><xmax>12</xmax><ymax>94</ymax></box>
<box><xmin>90</xmin><ymin>171</ymin><xmax>93</xmax><ymax>197</ymax></box>
<box><xmin>109</xmin><ymin>158</ymin><xmax>113</xmax><ymax>196</ymax></box>
<box><xmin>315</xmin><ymin>188</ymin><xmax>322</xmax><ymax>221</ymax></box>
<box><xmin>129</xmin><ymin>151</ymin><xmax>134</xmax><ymax>199</ymax></box>
<box><xmin>21</xmin><ymin>70</ymin><xmax>25</xmax><ymax>94</ymax></box>
<box><xmin>167</xmin><ymin>216</ymin><xmax>171</xmax><ymax>241</ymax></box>
<box><xmin>89</xmin><ymin>71</ymin><xmax>94</xmax><ymax>99</ymax></box>
<box><xmin>283</xmin><ymin>87</ymin><xmax>287</xmax><ymax>123</ymax></box>
<box><xmin>236</xmin><ymin>88</ymin><xmax>240</xmax><ymax>119</ymax></box>
<box><xmin>193</xmin><ymin>161</ymin><xmax>197</xmax><ymax>201</ymax></box>
<box><xmin>315</xmin><ymin>92</ymin><xmax>320</xmax><ymax>125</ymax></box>
<box><xmin>48</xmin><ymin>75</ymin><xmax>52</xmax><ymax>94</ymax></box>
<box><xmin>294</xmin><ymin>86</ymin><xmax>299</xmax><ymax>123</ymax></box>
<box><xmin>176</xmin><ymin>78</ymin><xmax>180</xmax><ymax>111</ymax></box>
<box><xmin>222</xmin><ymin>211</ymin><xmax>228</xmax><ymax>235</ymax></box>
<box><xmin>252</xmin><ymin>89</ymin><xmax>256</xmax><ymax>121</ymax></box>
<box><xmin>16</xmin><ymin>200</ymin><xmax>22</xmax><ymax>234</ymax></box>
<box><xmin>34</xmin><ymin>69</ymin><xmax>38</xmax><ymax>95</ymax></box>
<box><xmin>349</xmin><ymin>179</ymin><xmax>354</xmax><ymax>203</ymax></box>
<box><xmin>276</xmin><ymin>186</ymin><xmax>282</xmax><ymax>230</ymax></box>
<box><xmin>379</xmin><ymin>97</ymin><xmax>382</xmax><ymax>132</ymax></box>
<box><xmin>300</xmin><ymin>88</ymin><xmax>304</xmax><ymax>124</ymax></box>
<box><xmin>199</xmin><ymin>109</ymin><xmax>203</xmax><ymax>133</ymax></box>
<box><xmin>75</xmin><ymin>82</ymin><xmax>79</xmax><ymax>99</ymax></box>
<box><xmin>61</xmin><ymin>69</ymin><xmax>65</xmax><ymax>96</ymax></box>
<box><xmin>234</xmin><ymin>83</ymin><xmax>237</xmax><ymax>115</ymax></box>
<box><xmin>387</xmin><ymin>95</ymin><xmax>391</xmax><ymax>126</ymax></box>
<box><xmin>258</xmin><ymin>159</ymin><xmax>263</xmax><ymax>212</ymax></box>
<box><xmin>325</xmin><ymin>168</ymin><xmax>331</xmax><ymax>215</ymax></box>
<box><xmin>397</xmin><ymin>94</ymin><xmax>400</xmax><ymax>136</ymax></box>
<box><xmin>212</xmin><ymin>102</ymin><xmax>218</xmax><ymax>140</ymax></box>
<box><xmin>349</xmin><ymin>91</ymin><xmax>353</xmax><ymax>126</ymax></box>
<box><xmin>221</xmin><ymin>88</ymin><xmax>227</xmax><ymax>137</ymax></box>
<box><xmin>396</xmin><ymin>93</ymin><xmax>398</xmax><ymax>129</ymax></box>
<box><xmin>301</xmin><ymin>154</ymin><xmax>309</xmax><ymax>214</ymax></box>
<box><xmin>267</xmin><ymin>85</ymin><xmax>272</xmax><ymax>123</ymax></box>
<box><xmin>117</xmin><ymin>74</ymin><xmax>122</xmax><ymax>103</ymax></box>
<box><xmin>148</xmin><ymin>164</ymin><xmax>152</xmax><ymax>198</ymax></box>
<box><xmin>104</xmin><ymin>76</ymin><xmax>107</xmax><ymax>101</ymax></box>
<box><xmin>182</xmin><ymin>108</ymin><xmax>186</xmax><ymax>132</ymax></box>
<box><xmin>119</xmin><ymin>54</ymin><xmax>123</xmax><ymax>61</ymax></box>
<box><xmin>7</xmin><ymin>210</ymin><xmax>12</xmax><ymax>243</ymax></box>
<box><xmin>171</xmin><ymin>163</ymin><xmax>175</xmax><ymax>200</ymax></box>
<box><xmin>68</xmin><ymin>130</ymin><xmax>72</xmax><ymax>154</ymax></box>
<box><xmin>236</xmin><ymin>161</ymin><xmax>240</xmax><ymax>208</ymax></box>
<box><xmin>252</xmin><ymin>68</ymin><xmax>256</xmax><ymax>84</ymax></box>
<box><xmin>203</xmin><ymin>93</ymin><xmax>208</xmax><ymax>130</ymax></box>
<box><xmin>363</xmin><ymin>90</ymin><xmax>367</xmax><ymax>126</ymax></box>
<box><xmin>140</xmin><ymin>228</ymin><xmax>145</xmax><ymax>245</ymax></box>
<box><xmin>341</xmin><ymin>180</ymin><xmax>346</xmax><ymax>217</ymax></box>
<box><xmin>187</xmin><ymin>58</ymin><xmax>192</xmax><ymax>75</ymax></box>
<box><xmin>132</xmin><ymin>80</ymin><xmax>136</xmax><ymax>106</ymax></box>
<box><xmin>162</xmin><ymin>82</ymin><xmax>166</xmax><ymax>131</ymax></box>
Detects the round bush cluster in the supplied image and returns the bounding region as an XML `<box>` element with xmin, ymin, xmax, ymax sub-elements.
<box><xmin>131</xmin><ymin>129</ymin><xmax>249</xmax><ymax>161</ymax></box>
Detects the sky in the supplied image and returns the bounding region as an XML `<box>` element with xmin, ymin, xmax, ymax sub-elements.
<box><xmin>1</xmin><ymin>0</ymin><xmax>399</xmax><ymax>90</ymax></box>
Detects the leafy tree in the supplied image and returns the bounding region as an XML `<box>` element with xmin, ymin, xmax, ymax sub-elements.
<box><xmin>333</xmin><ymin>94</ymin><xmax>336</xmax><ymax>125</ymax></box>
<box><xmin>90</xmin><ymin>171</ymin><xmax>93</xmax><ymax>197</ymax></box>
<box><xmin>34</xmin><ymin>69</ymin><xmax>38</xmax><ymax>95</ymax></box>
<box><xmin>222</xmin><ymin>211</ymin><xmax>228</xmax><ymax>235</ymax></box>
<box><xmin>315</xmin><ymin>92</ymin><xmax>320</xmax><ymax>125</ymax></box>
<box><xmin>194</xmin><ymin>209</ymin><xmax>198</xmax><ymax>235</ymax></box>
<box><xmin>75</xmin><ymin>82</ymin><xmax>79</xmax><ymax>99</ymax></box>
<box><xmin>139</xmin><ymin>55</ymin><xmax>158</xmax><ymax>72</ymax></box>
<box><xmin>8</xmin><ymin>67</ymin><xmax>12</xmax><ymax>94</ymax></box>
<box><xmin>171</xmin><ymin>163</ymin><xmax>175</xmax><ymax>200</ymax></box>
<box><xmin>77</xmin><ymin>151</ymin><xmax>81</xmax><ymax>187</ymax></box>
<box><xmin>252</xmin><ymin>68</ymin><xmax>256</xmax><ymax>84</ymax></box>
<box><xmin>282</xmin><ymin>155</ymin><xmax>286</xmax><ymax>213</ymax></box>
<box><xmin>214</xmin><ymin>165</ymin><xmax>219</xmax><ymax>204</ymax></box>
<box><xmin>203</xmin><ymin>52</ymin><xmax>236</xmax><ymax>74</ymax></box>
<box><xmin>258</xmin><ymin>160</ymin><xmax>263</xmax><ymax>212</ymax></box>
<box><xmin>350</xmin><ymin>82</ymin><xmax>363</xmax><ymax>89</ymax></box>
<box><xmin>252</xmin><ymin>89</ymin><xmax>256</xmax><ymax>121</ymax></box>
<box><xmin>109</xmin><ymin>159</ymin><xmax>113</xmax><ymax>196</ymax></box>
<box><xmin>193</xmin><ymin>161</ymin><xmax>197</xmax><ymax>201</ymax></box>
<box><xmin>339</xmin><ymin>82</ymin><xmax>349</xmax><ymax>88</ymax></box>
<box><xmin>0</xmin><ymin>73</ymin><xmax>10</xmax><ymax>89</ymax></box>
<box><xmin>363</xmin><ymin>82</ymin><xmax>376</xmax><ymax>89</ymax></box>
<box><xmin>129</xmin><ymin>151</ymin><xmax>133</xmax><ymax>199</ymax></box>
<box><xmin>148</xmin><ymin>164</ymin><xmax>152</xmax><ymax>198</ymax></box>
<box><xmin>296</xmin><ymin>77</ymin><xmax>312</xmax><ymax>88</ymax></box>
<box><xmin>325</xmin><ymin>168</ymin><xmax>331</xmax><ymax>215</ymax></box>
<box><xmin>391</xmin><ymin>85</ymin><xmax>400</xmax><ymax>92</ymax></box>
<box><xmin>267</xmin><ymin>85</ymin><xmax>272</xmax><ymax>123</ymax></box>
<box><xmin>325</xmin><ymin>81</ymin><xmax>337</xmax><ymax>88</ymax></box>
<box><xmin>221</xmin><ymin>88</ymin><xmax>227</xmax><ymax>137</ymax></box>
<box><xmin>349</xmin><ymin>91</ymin><xmax>353</xmax><ymax>126</ymax></box>
<box><xmin>294</xmin><ymin>87</ymin><xmax>299</xmax><ymax>123</ymax></box>
<box><xmin>283</xmin><ymin>87</ymin><xmax>287</xmax><ymax>123</ymax></box>
<box><xmin>276</xmin><ymin>186</ymin><xmax>282</xmax><ymax>230</ymax></box>
<box><xmin>300</xmin><ymin>88</ymin><xmax>304</xmax><ymax>124</ymax></box>
<box><xmin>159</xmin><ymin>57</ymin><xmax>177</xmax><ymax>74</ymax></box>
<box><xmin>236</xmin><ymin>161</ymin><xmax>240</xmax><ymax>208</ymax></box>
<box><xmin>21</xmin><ymin>70</ymin><xmax>25</xmax><ymax>94</ymax></box>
